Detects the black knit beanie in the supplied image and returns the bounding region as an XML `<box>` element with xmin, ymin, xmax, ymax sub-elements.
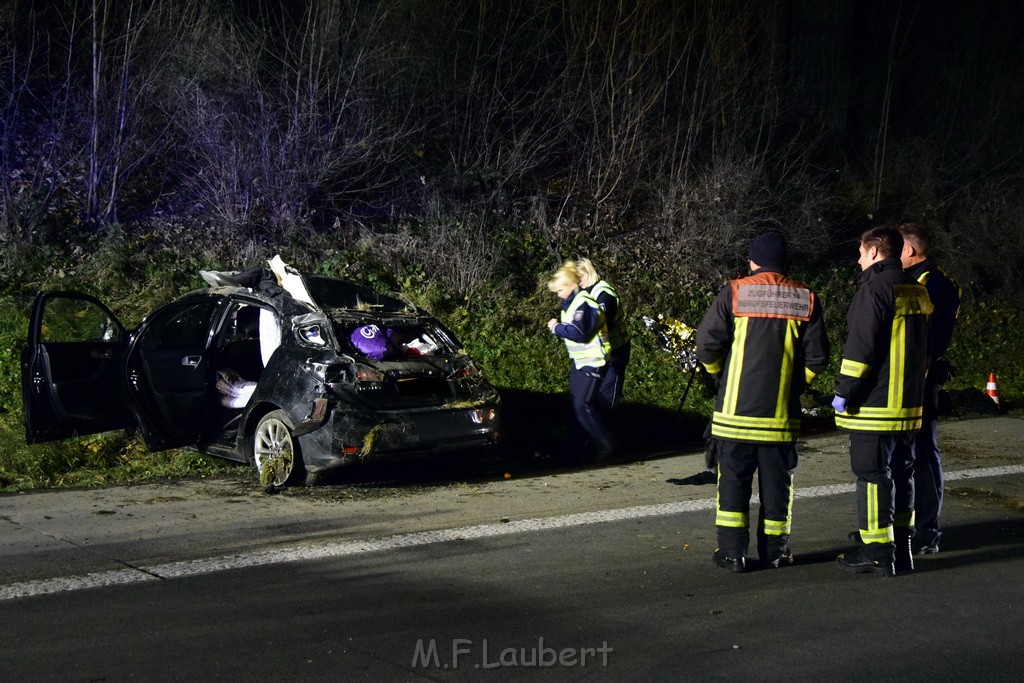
<box><xmin>748</xmin><ymin>232</ymin><xmax>787</xmax><ymax>270</ymax></box>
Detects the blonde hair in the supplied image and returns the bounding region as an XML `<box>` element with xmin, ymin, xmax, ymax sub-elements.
<box><xmin>575</xmin><ymin>258</ymin><xmax>599</xmax><ymax>287</ymax></box>
<box><xmin>546</xmin><ymin>260</ymin><xmax>581</xmax><ymax>292</ymax></box>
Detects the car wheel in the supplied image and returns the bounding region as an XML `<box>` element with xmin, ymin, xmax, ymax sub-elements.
<box><xmin>253</xmin><ymin>410</ymin><xmax>304</xmax><ymax>490</ymax></box>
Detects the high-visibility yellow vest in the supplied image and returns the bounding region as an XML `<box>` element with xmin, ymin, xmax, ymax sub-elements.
<box><xmin>590</xmin><ymin>280</ymin><xmax>631</xmax><ymax>350</ymax></box>
<box><xmin>561</xmin><ymin>290</ymin><xmax>610</xmax><ymax>369</ymax></box>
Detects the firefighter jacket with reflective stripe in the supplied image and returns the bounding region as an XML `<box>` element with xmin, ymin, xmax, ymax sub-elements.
<box><xmin>696</xmin><ymin>269</ymin><xmax>830</xmax><ymax>443</ymax></box>
<box><xmin>834</xmin><ymin>258</ymin><xmax>933</xmax><ymax>433</ymax></box>
<box><xmin>588</xmin><ymin>279</ymin><xmax>631</xmax><ymax>350</ymax></box>
<box><xmin>554</xmin><ymin>288</ymin><xmax>609</xmax><ymax>369</ymax></box>
<box><xmin>905</xmin><ymin>258</ymin><xmax>961</xmax><ymax>362</ymax></box>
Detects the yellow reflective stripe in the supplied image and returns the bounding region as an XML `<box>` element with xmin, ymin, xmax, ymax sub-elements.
<box><xmin>722</xmin><ymin>317</ymin><xmax>748</xmax><ymax>414</ymax></box>
<box><xmin>889</xmin><ymin>312</ymin><xmax>905</xmax><ymax>408</ymax></box>
<box><xmin>703</xmin><ymin>359</ymin><xmax>723</xmax><ymax>374</ymax></box>
<box><xmin>715</xmin><ymin>468</ymin><xmax>748</xmax><ymax>528</ymax></box>
<box><xmin>763</xmin><ymin>518</ymin><xmax>790</xmax><ymax>536</ymax></box>
<box><xmin>840</xmin><ymin>405</ymin><xmax>923</xmax><ymax>418</ymax></box>
<box><xmin>805</xmin><ymin>367</ymin><xmax>817</xmax><ymax>384</ymax></box>
<box><xmin>836</xmin><ymin>404</ymin><xmax>924</xmax><ymax>431</ymax></box>
<box><xmin>861</xmin><ymin>482</ymin><xmax>894</xmax><ymax>543</ymax></box>
<box><xmin>711</xmin><ymin>425</ymin><xmax>798</xmax><ymax>442</ymax></box>
<box><xmin>713</xmin><ymin>412</ymin><xmax>801</xmax><ymax>429</ymax></box>
<box><xmin>894</xmin><ymin>510</ymin><xmax>915</xmax><ymax>527</ymax></box>
<box><xmin>841</xmin><ymin>358</ymin><xmax>869</xmax><ymax>378</ymax></box>
<box><xmin>835</xmin><ymin>415</ymin><xmax>923</xmax><ymax>432</ymax></box>
<box><xmin>775</xmin><ymin>319</ymin><xmax>796</xmax><ymax>420</ymax></box>
<box><xmin>860</xmin><ymin>527</ymin><xmax>894</xmax><ymax>543</ymax></box>
<box><xmin>711</xmin><ymin>412</ymin><xmax>800</xmax><ymax>441</ymax></box>
<box><xmin>715</xmin><ymin>510</ymin><xmax>748</xmax><ymax>528</ymax></box>
<box><xmin>867</xmin><ymin>482</ymin><xmax>877</xmax><ymax>532</ymax></box>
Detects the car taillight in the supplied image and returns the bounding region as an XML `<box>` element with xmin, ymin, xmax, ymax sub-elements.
<box><xmin>351</xmin><ymin>363</ymin><xmax>385</xmax><ymax>384</ymax></box>
<box><xmin>450</xmin><ymin>361</ymin><xmax>479</xmax><ymax>379</ymax></box>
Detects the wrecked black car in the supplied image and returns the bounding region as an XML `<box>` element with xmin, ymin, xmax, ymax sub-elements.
<box><xmin>21</xmin><ymin>262</ymin><xmax>502</xmax><ymax>487</ymax></box>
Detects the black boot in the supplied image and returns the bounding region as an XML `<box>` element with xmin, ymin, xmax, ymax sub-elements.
<box><xmin>713</xmin><ymin>549</ymin><xmax>746</xmax><ymax>573</ymax></box>
<box><xmin>759</xmin><ymin>535</ymin><xmax>794</xmax><ymax>569</ymax></box>
<box><xmin>837</xmin><ymin>545</ymin><xmax>895</xmax><ymax>577</ymax></box>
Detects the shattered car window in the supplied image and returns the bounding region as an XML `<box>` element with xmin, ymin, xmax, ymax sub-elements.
<box><xmin>304</xmin><ymin>276</ymin><xmax>410</xmax><ymax>313</ymax></box>
<box><xmin>143</xmin><ymin>302</ymin><xmax>217</xmax><ymax>350</ymax></box>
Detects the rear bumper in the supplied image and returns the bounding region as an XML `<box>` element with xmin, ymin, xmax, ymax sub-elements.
<box><xmin>299</xmin><ymin>401</ymin><xmax>502</xmax><ymax>472</ymax></box>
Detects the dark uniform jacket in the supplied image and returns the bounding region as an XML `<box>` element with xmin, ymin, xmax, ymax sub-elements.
<box><xmin>696</xmin><ymin>269</ymin><xmax>830</xmax><ymax>443</ymax></box>
<box><xmin>835</xmin><ymin>258</ymin><xmax>933</xmax><ymax>432</ymax></box>
<box><xmin>905</xmin><ymin>258</ymin><xmax>960</xmax><ymax>364</ymax></box>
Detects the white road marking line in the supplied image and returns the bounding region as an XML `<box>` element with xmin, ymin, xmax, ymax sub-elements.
<box><xmin>3</xmin><ymin>464</ymin><xmax>1023</xmax><ymax>601</ymax></box>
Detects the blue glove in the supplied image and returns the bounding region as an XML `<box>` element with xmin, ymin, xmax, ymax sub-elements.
<box><xmin>831</xmin><ymin>395</ymin><xmax>848</xmax><ymax>413</ymax></box>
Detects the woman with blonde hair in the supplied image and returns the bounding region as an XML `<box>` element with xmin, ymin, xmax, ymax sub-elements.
<box><xmin>546</xmin><ymin>261</ymin><xmax>615</xmax><ymax>462</ymax></box>
<box><xmin>576</xmin><ymin>258</ymin><xmax>631</xmax><ymax>410</ymax></box>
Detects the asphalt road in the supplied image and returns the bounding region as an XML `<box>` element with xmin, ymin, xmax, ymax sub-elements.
<box><xmin>1</xmin><ymin>416</ymin><xmax>1023</xmax><ymax>681</ymax></box>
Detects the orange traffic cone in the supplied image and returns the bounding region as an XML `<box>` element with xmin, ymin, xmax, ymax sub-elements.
<box><xmin>985</xmin><ymin>372</ymin><xmax>1002</xmax><ymax>411</ymax></box>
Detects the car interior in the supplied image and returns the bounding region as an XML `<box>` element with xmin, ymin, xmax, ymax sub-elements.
<box><xmin>216</xmin><ymin>304</ymin><xmax>268</xmax><ymax>409</ymax></box>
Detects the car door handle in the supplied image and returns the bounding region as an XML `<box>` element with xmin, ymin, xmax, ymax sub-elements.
<box><xmin>181</xmin><ymin>355</ymin><xmax>203</xmax><ymax>368</ymax></box>
<box><xmin>91</xmin><ymin>349</ymin><xmax>113</xmax><ymax>359</ymax></box>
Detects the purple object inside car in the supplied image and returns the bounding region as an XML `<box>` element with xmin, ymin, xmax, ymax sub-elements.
<box><xmin>350</xmin><ymin>324</ymin><xmax>393</xmax><ymax>360</ymax></box>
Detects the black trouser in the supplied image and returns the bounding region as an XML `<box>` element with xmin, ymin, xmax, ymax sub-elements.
<box><xmin>598</xmin><ymin>342</ymin><xmax>631</xmax><ymax>410</ymax></box>
<box><xmin>714</xmin><ymin>439</ymin><xmax>797</xmax><ymax>561</ymax></box>
<box><xmin>914</xmin><ymin>378</ymin><xmax>944</xmax><ymax>547</ymax></box>
<box><xmin>849</xmin><ymin>432</ymin><xmax>915</xmax><ymax>560</ymax></box>
<box><xmin>568</xmin><ymin>365</ymin><xmax>614</xmax><ymax>459</ymax></box>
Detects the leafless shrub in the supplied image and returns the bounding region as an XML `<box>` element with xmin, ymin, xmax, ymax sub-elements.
<box><xmin>358</xmin><ymin>212</ymin><xmax>507</xmax><ymax>301</ymax></box>
<box><xmin>167</xmin><ymin>1</ymin><xmax>411</xmax><ymax>236</ymax></box>
<box><xmin>940</xmin><ymin>176</ymin><xmax>1024</xmax><ymax>295</ymax></box>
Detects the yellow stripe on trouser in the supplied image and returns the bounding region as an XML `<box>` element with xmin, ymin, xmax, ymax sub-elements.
<box><xmin>763</xmin><ymin>478</ymin><xmax>795</xmax><ymax>536</ymax></box>
<box><xmin>716</xmin><ymin>510</ymin><xmax>748</xmax><ymax>528</ymax></box>
<box><xmin>715</xmin><ymin>467</ymin><xmax>749</xmax><ymax>528</ymax></box>
<box><xmin>893</xmin><ymin>510</ymin><xmax>915</xmax><ymax>527</ymax></box>
<box><xmin>860</xmin><ymin>482</ymin><xmax>894</xmax><ymax>543</ymax></box>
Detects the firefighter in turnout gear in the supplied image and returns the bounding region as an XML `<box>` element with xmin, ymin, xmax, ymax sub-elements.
<box><xmin>833</xmin><ymin>226</ymin><xmax>933</xmax><ymax>577</ymax></box>
<box><xmin>696</xmin><ymin>232</ymin><xmax>830</xmax><ymax>572</ymax></box>
<box><xmin>547</xmin><ymin>262</ymin><xmax>615</xmax><ymax>462</ymax></box>
<box><xmin>898</xmin><ymin>223</ymin><xmax>961</xmax><ymax>556</ymax></box>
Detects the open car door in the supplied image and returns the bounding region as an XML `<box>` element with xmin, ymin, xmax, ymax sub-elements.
<box><xmin>21</xmin><ymin>292</ymin><xmax>129</xmax><ymax>444</ymax></box>
<box><xmin>122</xmin><ymin>297</ymin><xmax>222</xmax><ymax>451</ymax></box>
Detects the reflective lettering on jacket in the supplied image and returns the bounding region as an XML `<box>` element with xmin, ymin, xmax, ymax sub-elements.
<box><xmin>559</xmin><ymin>290</ymin><xmax>609</xmax><ymax>369</ymax></box>
<box><xmin>696</xmin><ymin>270</ymin><xmax>830</xmax><ymax>443</ymax></box>
<box><xmin>732</xmin><ymin>283</ymin><xmax>812</xmax><ymax>320</ymax></box>
<box><xmin>835</xmin><ymin>259</ymin><xmax>933</xmax><ymax>432</ymax></box>
<box><xmin>590</xmin><ymin>280</ymin><xmax>631</xmax><ymax>350</ymax></box>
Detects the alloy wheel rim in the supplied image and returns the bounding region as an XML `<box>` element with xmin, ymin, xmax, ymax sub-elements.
<box><xmin>254</xmin><ymin>418</ymin><xmax>294</xmax><ymax>487</ymax></box>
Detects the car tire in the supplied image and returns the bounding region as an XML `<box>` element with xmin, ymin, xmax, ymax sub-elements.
<box><xmin>253</xmin><ymin>410</ymin><xmax>305</xmax><ymax>490</ymax></box>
